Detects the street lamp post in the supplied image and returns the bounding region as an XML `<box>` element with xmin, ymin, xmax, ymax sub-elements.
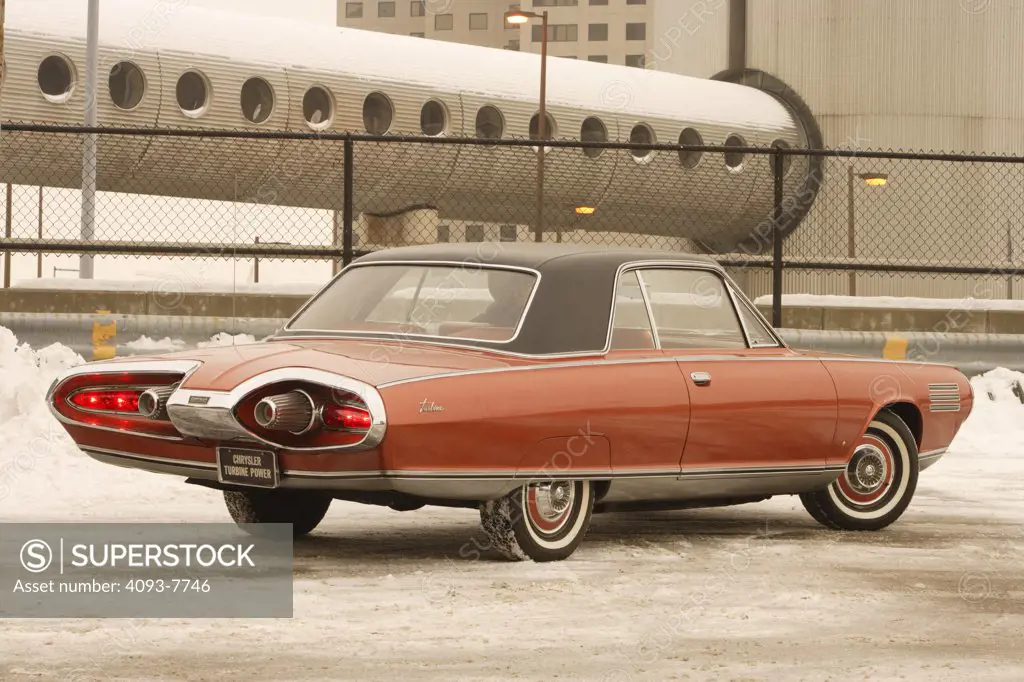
<box><xmin>504</xmin><ymin>9</ymin><xmax>550</xmax><ymax>243</ymax></box>
<box><xmin>846</xmin><ymin>168</ymin><xmax>889</xmax><ymax>296</ymax></box>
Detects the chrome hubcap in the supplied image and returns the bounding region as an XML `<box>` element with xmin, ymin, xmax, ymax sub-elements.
<box><xmin>847</xmin><ymin>445</ymin><xmax>888</xmax><ymax>494</ymax></box>
<box><xmin>532</xmin><ymin>481</ymin><xmax>574</xmax><ymax>521</ymax></box>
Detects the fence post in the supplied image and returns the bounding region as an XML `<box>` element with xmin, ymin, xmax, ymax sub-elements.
<box><xmin>771</xmin><ymin>148</ymin><xmax>784</xmax><ymax>328</ymax></box>
<box><xmin>253</xmin><ymin>235</ymin><xmax>260</xmax><ymax>284</ymax></box>
<box><xmin>342</xmin><ymin>136</ymin><xmax>354</xmax><ymax>267</ymax></box>
<box><xmin>3</xmin><ymin>183</ymin><xmax>12</xmax><ymax>289</ymax></box>
<box><xmin>37</xmin><ymin>186</ymin><xmax>43</xmax><ymax>278</ymax></box>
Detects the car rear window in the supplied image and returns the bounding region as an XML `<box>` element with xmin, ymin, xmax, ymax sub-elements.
<box><xmin>287</xmin><ymin>264</ymin><xmax>538</xmax><ymax>343</ymax></box>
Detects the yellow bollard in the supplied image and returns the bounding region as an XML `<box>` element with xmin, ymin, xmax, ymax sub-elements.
<box><xmin>92</xmin><ymin>310</ymin><xmax>116</xmax><ymax>360</ymax></box>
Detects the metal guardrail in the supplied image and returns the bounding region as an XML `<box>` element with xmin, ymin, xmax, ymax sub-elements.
<box><xmin>2</xmin><ymin>312</ymin><xmax>1022</xmax><ymax>377</ymax></box>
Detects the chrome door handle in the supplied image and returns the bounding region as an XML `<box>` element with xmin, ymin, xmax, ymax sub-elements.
<box><xmin>690</xmin><ymin>371</ymin><xmax>711</xmax><ymax>386</ymax></box>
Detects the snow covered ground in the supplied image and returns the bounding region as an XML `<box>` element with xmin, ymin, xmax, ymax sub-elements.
<box><xmin>1</xmin><ymin>328</ymin><xmax>1023</xmax><ymax>681</ymax></box>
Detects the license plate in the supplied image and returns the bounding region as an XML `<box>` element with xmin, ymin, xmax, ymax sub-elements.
<box><xmin>217</xmin><ymin>447</ymin><xmax>279</xmax><ymax>488</ymax></box>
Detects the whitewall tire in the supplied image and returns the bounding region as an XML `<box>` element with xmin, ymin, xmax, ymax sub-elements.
<box><xmin>480</xmin><ymin>480</ymin><xmax>595</xmax><ymax>562</ymax></box>
<box><xmin>801</xmin><ymin>410</ymin><xmax>919</xmax><ymax>531</ymax></box>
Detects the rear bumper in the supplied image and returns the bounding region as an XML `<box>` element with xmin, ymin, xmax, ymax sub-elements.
<box><xmin>81</xmin><ymin>447</ymin><xmax>515</xmax><ymax>499</ymax></box>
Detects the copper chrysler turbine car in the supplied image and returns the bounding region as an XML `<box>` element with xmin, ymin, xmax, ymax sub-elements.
<box><xmin>47</xmin><ymin>244</ymin><xmax>973</xmax><ymax>561</ymax></box>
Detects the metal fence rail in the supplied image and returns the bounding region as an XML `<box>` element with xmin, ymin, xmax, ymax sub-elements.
<box><xmin>4</xmin><ymin>311</ymin><xmax>1021</xmax><ymax>378</ymax></box>
<box><xmin>3</xmin><ymin>123</ymin><xmax>1024</xmax><ymax>327</ymax></box>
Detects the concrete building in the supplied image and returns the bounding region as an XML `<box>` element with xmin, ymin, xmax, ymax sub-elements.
<box><xmin>336</xmin><ymin>0</ymin><xmax>656</xmax><ymax>68</ymax></box>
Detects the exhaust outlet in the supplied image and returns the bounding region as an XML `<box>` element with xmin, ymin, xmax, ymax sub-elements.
<box><xmin>254</xmin><ymin>390</ymin><xmax>316</xmax><ymax>434</ymax></box>
<box><xmin>138</xmin><ymin>385</ymin><xmax>176</xmax><ymax>419</ymax></box>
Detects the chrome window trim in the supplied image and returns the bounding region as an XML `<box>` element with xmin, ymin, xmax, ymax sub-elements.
<box><xmin>633</xmin><ymin>270</ymin><xmax>662</xmax><ymax>350</ymax></box>
<box><xmin>281</xmin><ymin>260</ymin><xmax>543</xmax><ymax>346</ymax></box>
<box><xmin>616</xmin><ymin>262</ymin><xmax>748</xmax><ymax>351</ymax></box>
<box><xmin>46</xmin><ymin>360</ymin><xmax>202</xmax><ymax>442</ymax></box>
<box><xmin>166</xmin><ymin>367</ymin><xmax>388</xmax><ymax>452</ymax></box>
<box><xmin>724</xmin><ymin>279</ymin><xmax>784</xmax><ymax>349</ymax></box>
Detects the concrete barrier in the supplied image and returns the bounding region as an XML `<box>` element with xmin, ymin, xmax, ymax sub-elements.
<box><xmin>2</xmin><ymin>312</ymin><xmax>1022</xmax><ymax>377</ymax></box>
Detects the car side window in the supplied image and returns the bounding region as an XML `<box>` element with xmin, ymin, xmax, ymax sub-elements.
<box><xmin>609</xmin><ymin>271</ymin><xmax>657</xmax><ymax>350</ymax></box>
<box><xmin>734</xmin><ymin>296</ymin><xmax>779</xmax><ymax>347</ymax></box>
<box><xmin>636</xmin><ymin>269</ymin><xmax>747</xmax><ymax>349</ymax></box>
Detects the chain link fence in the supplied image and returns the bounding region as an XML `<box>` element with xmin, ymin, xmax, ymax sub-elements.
<box><xmin>2</xmin><ymin>124</ymin><xmax>1024</xmax><ymax>322</ymax></box>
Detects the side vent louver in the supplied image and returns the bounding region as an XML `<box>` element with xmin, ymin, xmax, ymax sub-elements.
<box><xmin>928</xmin><ymin>383</ymin><xmax>961</xmax><ymax>413</ymax></box>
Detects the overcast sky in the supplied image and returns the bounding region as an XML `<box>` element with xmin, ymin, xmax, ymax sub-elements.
<box><xmin>189</xmin><ymin>0</ymin><xmax>336</xmax><ymax>24</ymax></box>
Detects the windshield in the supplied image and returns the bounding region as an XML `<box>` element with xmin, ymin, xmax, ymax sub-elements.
<box><xmin>287</xmin><ymin>264</ymin><xmax>538</xmax><ymax>343</ymax></box>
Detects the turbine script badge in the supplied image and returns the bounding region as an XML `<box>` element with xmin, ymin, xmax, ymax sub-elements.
<box><xmin>419</xmin><ymin>399</ymin><xmax>445</xmax><ymax>414</ymax></box>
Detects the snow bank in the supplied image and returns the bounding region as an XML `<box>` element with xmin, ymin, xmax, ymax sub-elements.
<box><xmin>0</xmin><ymin>327</ymin><xmax>87</xmax><ymax>514</ymax></box>
<box><xmin>199</xmin><ymin>333</ymin><xmax>259</xmax><ymax>348</ymax></box>
<box><xmin>123</xmin><ymin>336</ymin><xmax>188</xmax><ymax>353</ymax></box>
<box><xmin>949</xmin><ymin>367</ymin><xmax>1024</xmax><ymax>454</ymax></box>
<box><xmin>752</xmin><ymin>294</ymin><xmax>1024</xmax><ymax>311</ymax></box>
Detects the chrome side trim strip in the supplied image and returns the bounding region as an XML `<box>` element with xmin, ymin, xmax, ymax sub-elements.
<box><xmin>81</xmin><ymin>446</ymin><xmax>217</xmax><ymax>471</ymax></box>
<box><xmin>80</xmin><ymin>449</ymin><xmax>844</xmax><ymax>483</ymax></box>
<box><xmin>919</xmin><ymin>448</ymin><xmax>947</xmax><ymax>460</ymax></box>
<box><xmin>376</xmin><ymin>353</ymin><xmax>949</xmax><ymax>389</ymax></box>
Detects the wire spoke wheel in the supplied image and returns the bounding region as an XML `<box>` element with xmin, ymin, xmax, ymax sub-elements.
<box><xmin>801</xmin><ymin>410</ymin><xmax>919</xmax><ymax>531</ymax></box>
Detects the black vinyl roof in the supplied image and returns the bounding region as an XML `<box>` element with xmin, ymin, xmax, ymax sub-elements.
<box><xmin>287</xmin><ymin>244</ymin><xmax>726</xmax><ymax>356</ymax></box>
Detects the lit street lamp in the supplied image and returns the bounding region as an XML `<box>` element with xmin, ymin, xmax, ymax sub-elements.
<box><xmin>504</xmin><ymin>9</ymin><xmax>550</xmax><ymax>242</ymax></box>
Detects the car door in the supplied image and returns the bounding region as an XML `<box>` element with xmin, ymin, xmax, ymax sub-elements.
<box><xmin>603</xmin><ymin>269</ymin><xmax>692</xmax><ymax>478</ymax></box>
<box><xmin>633</xmin><ymin>267</ymin><xmax>840</xmax><ymax>476</ymax></box>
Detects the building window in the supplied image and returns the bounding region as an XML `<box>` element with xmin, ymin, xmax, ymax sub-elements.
<box><xmin>625</xmin><ymin>54</ymin><xmax>646</xmax><ymax>68</ymax></box>
<box><xmin>469</xmin><ymin>13</ymin><xmax>488</xmax><ymax>30</ymax></box>
<box><xmin>437</xmin><ymin>225</ymin><xmax>450</xmax><ymax>243</ymax></box>
<box><xmin>466</xmin><ymin>225</ymin><xmax>485</xmax><ymax>243</ymax></box>
<box><xmin>589</xmin><ymin>0</ymin><xmax>608</xmax><ymax>4</ymax></box>
<box><xmin>378</xmin><ymin>2</ymin><xmax>395</xmax><ymax>18</ymax></box>
<box><xmin>410</xmin><ymin>31</ymin><xmax>425</xmax><ymax>37</ymax></box>
<box><xmin>37</xmin><ymin>55</ymin><xmax>76</xmax><ymax>103</ymax></box>
<box><xmin>534</xmin><ymin>0</ymin><xmax>578</xmax><ymax>5</ymax></box>
<box><xmin>476</xmin><ymin>105</ymin><xmax>505</xmax><ymax>139</ymax></box>
<box><xmin>435</xmin><ymin>13</ymin><xmax>453</xmax><ymax>30</ymax></box>
<box><xmin>410</xmin><ymin>0</ymin><xmax>424</xmax><ymax>16</ymax></box>
<box><xmin>345</xmin><ymin>2</ymin><xmax>363</xmax><ymax>18</ymax></box>
<box><xmin>561</xmin><ymin>55</ymin><xmax>577</xmax><ymax>59</ymax></box>
<box><xmin>626</xmin><ymin>0</ymin><xmax>647</xmax><ymax>4</ymax></box>
<box><xmin>421</xmin><ymin>100</ymin><xmax>448</xmax><ymax>136</ymax></box>
<box><xmin>240</xmin><ymin>77</ymin><xmax>274</xmax><ymax>124</ymax></box>
<box><xmin>363</xmin><ymin>92</ymin><xmax>394</xmax><ymax>134</ymax></box>
<box><xmin>505</xmin><ymin>40</ymin><xmax>521</xmax><ymax>50</ymax></box>
<box><xmin>581</xmin><ymin>117</ymin><xmax>607</xmax><ymax>159</ymax></box>
<box><xmin>588</xmin><ymin>24</ymin><xmax>608</xmax><ymax>41</ymax></box>
<box><xmin>626</xmin><ymin>23</ymin><xmax>646</xmax><ymax>40</ymax></box>
<box><xmin>176</xmin><ymin>70</ymin><xmax>209</xmax><ymax>117</ymax></box>
<box><xmin>724</xmin><ymin>134</ymin><xmax>746</xmax><ymax>170</ymax></box>
<box><xmin>629</xmin><ymin>123</ymin><xmax>655</xmax><ymax>161</ymax></box>
<box><xmin>303</xmin><ymin>86</ymin><xmax>334</xmax><ymax>129</ymax></box>
<box><xmin>678</xmin><ymin>127</ymin><xmax>703</xmax><ymax>169</ymax></box>
<box><xmin>108</xmin><ymin>62</ymin><xmax>146</xmax><ymax>111</ymax></box>
<box><xmin>532</xmin><ymin>24</ymin><xmax>578</xmax><ymax>42</ymax></box>
<box><xmin>500</xmin><ymin>225</ymin><xmax>517</xmax><ymax>242</ymax></box>
<box><xmin>530</xmin><ymin>112</ymin><xmax>557</xmax><ymax>140</ymax></box>
<box><xmin>587</xmin><ymin>55</ymin><xmax>608</xmax><ymax>63</ymax></box>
